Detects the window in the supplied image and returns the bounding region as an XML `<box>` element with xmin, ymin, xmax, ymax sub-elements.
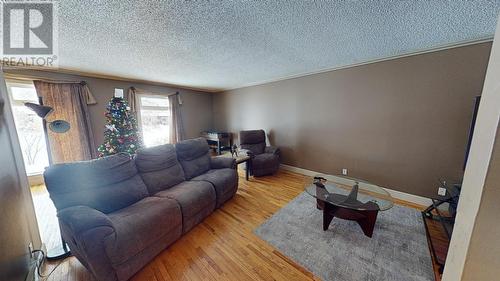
<box><xmin>138</xmin><ymin>95</ymin><xmax>170</xmax><ymax>147</ymax></box>
<box><xmin>7</xmin><ymin>80</ymin><xmax>50</xmax><ymax>175</ymax></box>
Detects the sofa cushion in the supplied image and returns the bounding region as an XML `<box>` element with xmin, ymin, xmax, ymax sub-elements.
<box><xmin>105</xmin><ymin>196</ymin><xmax>182</xmax><ymax>266</ymax></box>
<box><xmin>253</xmin><ymin>153</ymin><xmax>280</xmax><ymax>168</ymax></box>
<box><xmin>239</xmin><ymin>130</ymin><xmax>265</xmax><ymax>144</ymax></box>
<box><xmin>192</xmin><ymin>169</ymin><xmax>238</xmax><ymax>208</ymax></box>
<box><xmin>240</xmin><ymin>130</ymin><xmax>266</xmax><ymax>155</ymax></box>
<box><xmin>175</xmin><ymin>138</ymin><xmax>211</xmax><ymax>179</ymax></box>
<box><xmin>242</xmin><ymin>143</ymin><xmax>266</xmax><ymax>155</ymax></box>
<box><xmin>251</xmin><ymin>153</ymin><xmax>280</xmax><ymax>176</ymax></box>
<box><xmin>135</xmin><ymin>144</ymin><xmax>185</xmax><ymax>194</ymax></box>
<box><xmin>44</xmin><ymin>153</ymin><xmax>149</xmax><ymax>214</ymax></box>
<box><xmin>154</xmin><ymin>181</ymin><xmax>216</xmax><ymax>233</ymax></box>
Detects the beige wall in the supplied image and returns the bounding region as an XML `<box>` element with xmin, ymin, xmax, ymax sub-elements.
<box><xmin>213</xmin><ymin>43</ymin><xmax>492</xmax><ymax>197</ymax></box>
<box><xmin>443</xmin><ymin>17</ymin><xmax>500</xmax><ymax>281</ymax></box>
<box><xmin>4</xmin><ymin>69</ymin><xmax>214</xmax><ymax>147</ymax></box>
<box><xmin>459</xmin><ymin>122</ymin><xmax>500</xmax><ymax>280</ymax></box>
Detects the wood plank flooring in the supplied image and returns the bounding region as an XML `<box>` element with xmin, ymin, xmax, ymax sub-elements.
<box><xmin>423</xmin><ymin>215</ymin><xmax>450</xmax><ymax>281</ymax></box>
<box><xmin>31</xmin><ymin>184</ymin><xmax>61</xmax><ymax>253</ymax></box>
<box><xmin>35</xmin><ymin>169</ymin><xmax>438</xmax><ymax>281</ymax></box>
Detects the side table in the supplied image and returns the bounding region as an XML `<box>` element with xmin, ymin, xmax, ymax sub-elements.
<box><xmin>222</xmin><ymin>154</ymin><xmax>251</xmax><ymax>180</ymax></box>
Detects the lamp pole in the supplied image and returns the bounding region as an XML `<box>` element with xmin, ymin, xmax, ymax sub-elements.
<box><xmin>37</xmin><ymin>97</ymin><xmax>71</xmax><ymax>261</ymax></box>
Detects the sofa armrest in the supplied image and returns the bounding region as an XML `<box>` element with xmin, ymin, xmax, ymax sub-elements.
<box><xmin>265</xmin><ymin>146</ymin><xmax>280</xmax><ymax>156</ymax></box>
<box><xmin>239</xmin><ymin>149</ymin><xmax>254</xmax><ymax>158</ymax></box>
<box><xmin>210</xmin><ymin>156</ymin><xmax>236</xmax><ymax>169</ymax></box>
<box><xmin>58</xmin><ymin>206</ymin><xmax>118</xmax><ymax>281</ymax></box>
<box><xmin>58</xmin><ymin>205</ymin><xmax>115</xmax><ymax>235</ymax></box>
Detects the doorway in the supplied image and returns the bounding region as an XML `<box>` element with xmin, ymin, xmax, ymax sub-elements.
<box><xmin>5</xmin><ymin>79</ymin><xmax>61</xmax><ymax>253</ymax></box>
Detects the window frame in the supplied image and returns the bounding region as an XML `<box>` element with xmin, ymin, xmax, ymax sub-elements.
<box><xmin>137</xmin><ymin>93</ymin><xmax>171</xmax><ymax>147</ymax></box>
<box><xmin>7</xmin><ymin>79</ymin><xmax>39</xmax><ymax>105</ymax></box>
<box><xmin>5</xmin><ymin>79</ymin><xmax>50</xmax><ymax>176</ymax></box>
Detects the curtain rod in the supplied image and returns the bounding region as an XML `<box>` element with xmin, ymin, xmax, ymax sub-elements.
<box><xmin>4</xmin><ymin>73</ymin><xmax>86</xmax><ymax>84</ymax></box>
<box><xmin>130</xmin><ymin>86</ymin><xmax>179</xmax><ymax>96</ymax></box>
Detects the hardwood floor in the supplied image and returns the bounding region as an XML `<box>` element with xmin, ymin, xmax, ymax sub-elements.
<box><xmin>31</xmin><ymin>184</ymin><xmax>62</xmax><ymax>253</ymax></box>
<box><xmin>423</xmin><ymin>215</ymin><xmax>450</xmax><ymax>281</ymax></box>
<box><xmin>36</xmin><ymin>169</ymin><xmax>437</xmax><ymax>281</ymax></box>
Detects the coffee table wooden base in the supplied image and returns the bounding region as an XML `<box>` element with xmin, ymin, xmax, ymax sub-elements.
<box><xmin>317</xmin><ymin>200</ymin><xmax>379</xmax><ymax>238</ymax></box>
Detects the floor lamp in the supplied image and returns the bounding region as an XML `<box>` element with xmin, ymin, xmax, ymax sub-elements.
<box><xmin>25</xmin><ymin>101</ymin><xmax>72</xmax><ymax>260</ymax></box>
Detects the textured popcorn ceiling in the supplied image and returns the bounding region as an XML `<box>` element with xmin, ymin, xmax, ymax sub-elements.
<box><xmin>58</xmin><ymin>1</ymin><xmax>500</xmax><ymax>91</ymax></box>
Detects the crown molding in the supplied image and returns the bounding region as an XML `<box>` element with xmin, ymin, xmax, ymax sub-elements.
<box><xmin>3</xmin><ymin>66</ymin><xmax>221</xmax><ymax>93</ymax></box>
<box><xmin>218</xmin><ymin>38</ymin><xmax>493</xmax><ymax>93</ymax></box>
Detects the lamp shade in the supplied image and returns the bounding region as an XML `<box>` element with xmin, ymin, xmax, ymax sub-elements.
<box><xmin>24</xmin><ymin>102</ymin><xmax>53</xmax><ymax>119</ymax></box>
<box><xmin>49</xmin><ymin>120</ymin><xmax>71</xmax><ymax>133</ymax></box>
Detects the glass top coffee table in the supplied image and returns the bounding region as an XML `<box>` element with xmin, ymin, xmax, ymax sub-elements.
<box><xmin>305</xmin><ymin>174</ymin><xmax>394</xmax><ymax>237</ymax></box>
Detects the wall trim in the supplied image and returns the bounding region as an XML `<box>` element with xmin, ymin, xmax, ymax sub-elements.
<box><xmin>4</xmin><ymin>67</ymin><xmax>221</xmax><ymax>93</ymax></box>
<box><xmin>221</xmin><ymin>38</ymin><xmax>493</xmax><ymax>92</ymax></box>
<box><xmin>280</xmin><ymin>164</ymin><xmax>432</xmax><ymax>207</ymax></box>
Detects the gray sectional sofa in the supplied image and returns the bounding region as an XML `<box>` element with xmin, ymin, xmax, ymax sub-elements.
<box><xmin>43</xmin><ymin>138</ymin><xmax>238</xmax><ymax>281</ymax></box>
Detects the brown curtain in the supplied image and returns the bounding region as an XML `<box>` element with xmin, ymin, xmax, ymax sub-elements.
<box><xmin>169</xmin><ymin>92</ymin><xmax>185</xmax><ymax>144</ymax></box>
<box><xmin>33</xmin><ymin>81</ymin><xmax>97</xmax><ymax>163</ymax></box>
<box><xmin>127</xmin><ymin>87</ymin><xmax>138</xmax><ymax>113</ymax></box>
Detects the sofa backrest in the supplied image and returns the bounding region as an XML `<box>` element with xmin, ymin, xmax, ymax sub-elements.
<box><xmin>239</xmin><ymin>130</ymin><xmax>266</xmax><ymax>155</ymax></box>
<box><xmin>175</xmin><ymin>138</ymin><xmax>211</xmax><ymax>179</ymax></box>
<box><xmin>43</xmin><ymin>153</ymin><xmax>149</xmax><ymax>214</ymax></box>
<box><xmin>135</xmin><ymin>144</ymin><xmax>185</xmax><ymax>194</ymax></box>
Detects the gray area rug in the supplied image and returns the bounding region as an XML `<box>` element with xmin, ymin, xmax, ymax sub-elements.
<box><xmin>254</xmin><ymin>192</ymin><xmax>434</xmax><ymax>281</ymax></box>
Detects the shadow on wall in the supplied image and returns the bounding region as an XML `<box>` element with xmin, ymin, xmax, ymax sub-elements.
<box><xmin>267</xmin><ymin>129</ymin><xmax>276</xmax><ymax>146</ymax></box>
<box><xmin>267</xmin><ymin>128</ymin><xmax>298</xmax><ymax>168</ymax></box>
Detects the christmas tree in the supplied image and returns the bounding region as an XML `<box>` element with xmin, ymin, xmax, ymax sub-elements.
<box><xmin>97</xmin><ymin>97</ymin><xmax>142</xmax><ymax>157</ymax></box>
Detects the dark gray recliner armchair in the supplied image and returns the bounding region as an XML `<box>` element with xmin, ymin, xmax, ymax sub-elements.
<box><xmin>239</xmin><ymin>130</ymin><xmax>280</xmax><ymax>177</ymax></box>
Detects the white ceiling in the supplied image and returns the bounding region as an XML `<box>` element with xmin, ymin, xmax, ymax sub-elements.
<box><xmin>58</xmin><ymin>1</ymin><xmax>500</xmax><ymax>92</ymax></box>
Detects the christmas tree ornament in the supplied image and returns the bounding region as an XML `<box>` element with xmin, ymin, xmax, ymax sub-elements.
<box><xmin>97</xmin><ymin>97</ymin><xmax>142</xmax><ymax>157</ymax></box>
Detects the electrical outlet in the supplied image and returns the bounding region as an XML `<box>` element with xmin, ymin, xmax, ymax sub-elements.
<box><xmin>28</xmin><ymin>242</ymin><xmax>33</xmax><ymax>258</ymax></box>
<box><xmin>438</xmin><ymin>187</ymin><xmax>447</xmax><ymax>196</ymax></box>
<box><xmin>342</xmin><ymin>168</ymin><xmax>348</xmax><ymax>175</ymax></box>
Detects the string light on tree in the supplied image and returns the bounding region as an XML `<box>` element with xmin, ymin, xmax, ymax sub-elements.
<box><xmin>97</xmin><ymin>96</ymin><xmax>141</xmax><ymax>157</ymax></box>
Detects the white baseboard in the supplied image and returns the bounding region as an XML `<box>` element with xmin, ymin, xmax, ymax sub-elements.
<box><xmin>280</xmin><ymin>164</ymin><xmax>432</xmax><ymax>207</ymax></box>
